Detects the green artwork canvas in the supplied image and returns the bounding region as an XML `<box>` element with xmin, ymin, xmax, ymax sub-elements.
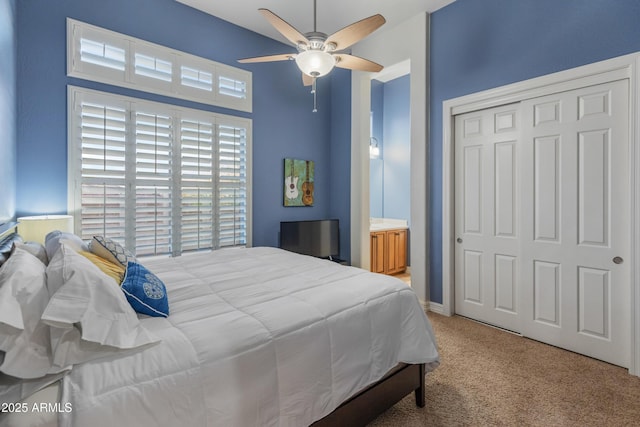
<box><xmin>284</xmin><ymin>158</ymin><xmax>314</xmax><ymax>207</ymax></box>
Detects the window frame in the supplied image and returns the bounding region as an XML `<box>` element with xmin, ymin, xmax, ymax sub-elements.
<box><xmin>67</xmin><ymin>85</ymin><xmax>253</xmax><ymax>256</ymax></box>
<box><xmin>67</xmin><ymin>18</ymin><xmax>253</xmax><ymax>113</ymax></box>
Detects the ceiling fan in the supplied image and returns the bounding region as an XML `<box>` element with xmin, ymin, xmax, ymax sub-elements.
<box><xmin>238</xmin><ymin>0</ymin><xmax>386</xmax><ymax>89</ymax></box>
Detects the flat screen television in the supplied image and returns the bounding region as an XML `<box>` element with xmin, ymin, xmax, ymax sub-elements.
<box><xmin>280</xmin><ymin>219</ymin><xmax>339</xmax><ymax>259</ymax></box>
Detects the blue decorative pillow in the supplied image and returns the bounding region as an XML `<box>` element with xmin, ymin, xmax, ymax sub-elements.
<box><xmin>121</xmin><ymin>262</ymin><xmax>169</xmax><ymax>318</ymax></box>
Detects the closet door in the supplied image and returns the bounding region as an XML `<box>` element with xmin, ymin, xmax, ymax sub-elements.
<box><xmin>454</xmin><ymin>79</ymin><xmax>631</xmax><ymax>368</ymax></box>
<box><xmin>520</xmin><ymin>80</ymin><xmax>630</xmax><ymax>367</ymax></box>
<box><xmin>454</xmin><ymin>103</ymin><xmax>521</xmax><ymax>333</ymax></box>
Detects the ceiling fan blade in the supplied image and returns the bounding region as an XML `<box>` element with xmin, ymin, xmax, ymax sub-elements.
<box><xmin>302</xmin><ymin>73</ymin><xmax>314</xmax><ymax>86</ymax></box>
<box><xmin>259</xmin><ymin>8</ymin><xmax>309</xmax><ymax>47</ymax></box>
<box><xmin>238</xmin><ymin>53</ymin><xmax>296</xmax><ymax>64</ymax></box>
<box><xmin>334</xmin><ymin>54</ymin><xmax>383</xmax><ymax>73</ymax></box>
<box><xmin>325</xmin><ymin>14</ymin><xmax>386</xmax><ymax>51</ymax></box>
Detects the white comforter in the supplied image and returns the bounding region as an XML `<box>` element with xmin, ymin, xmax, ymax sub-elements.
<box><xmin>59</xmin><ymin>247</ymin><xmax>439</xmax><ymax>427</ymax></box>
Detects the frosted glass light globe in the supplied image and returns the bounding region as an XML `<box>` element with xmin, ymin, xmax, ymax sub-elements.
<box><xmin>295</xmin><ymin>50</ymin><xmax>336</xmax><ymax>77</ymax></box>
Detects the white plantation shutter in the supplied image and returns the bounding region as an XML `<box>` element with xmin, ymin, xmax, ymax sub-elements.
<box><xmin>217</xmin><ymin>67</ymin><xmax>251</xmax><ymax>112</ymax></box>
<box><xmin>79</xmin><ymin>38</ymin><xmax>126</xmax><ymax>71</ymax></box>
<box><xmin>71</xmin><ymin>24</ymin><xmax>128</xmax><ymax>83</ymax></box>
<box><xmin>134</xmin><ymin>54</ymin><xmax>172</xmax><ymax>82</ymax></box>
<box><xmin>134</xmin><ymin>112</ymin><xmax>174</xmax><ymax>256</ymax></box>
<box><xmin>132</xmin><ymin>43</ymin><xmax>174</xmax><ymax>94</ymax></box>
<box><xmin>218</xmin><ymin>76</ymin><xmax>246</xmax><ymax>99</ymax></box>
<box><xmin>134</xmin><ymin>186</ymin><xmax>172</xmax><ymax>256</ymax></box>
<box><xmin>69</xmin><ymin>87</ymin><xmax>251</xmax><ymax>257</ymax></box>
<box><xmin>68</xmin><ymin>18</ymin><xmax>252</xmax><ymax>112</ymax></box>
<box><xmin>80</xmin><ymin>184</ymin><xmax>127</xmax><ymax>243</ymax></box>
<box><xmin>218</xmin><ymin>123</ymin><xmax>247</xmax><ymax>247</ymax></box>
<box><xmin>180</xmin><ymin>118</ymin><xmax>215</xmax><ymax>251</ymax></box>
<box><xmin>75</xmin><ymin>99</ymin><xmax>128</xmax><ymax>244</ymax></box>
<box><xmin>181</xmin><ymin>66</ymin><xmax>213</xmax><ymax>91</ymax></box>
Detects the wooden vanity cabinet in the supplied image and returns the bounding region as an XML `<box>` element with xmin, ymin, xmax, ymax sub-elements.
<box><xmin>370</xmin><ymin>231</ymin><xmax>387</xmax><ymax>274</ymax></box>
<box><xmin>370</xmin><ymin>228</ymin><xmax>407</xmax><ymax>275</ymax></box>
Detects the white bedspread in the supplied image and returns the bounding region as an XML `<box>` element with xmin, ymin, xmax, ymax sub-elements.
<box><xmin>58</xmin><ymin>247</ymin><xmax>439</xmax><ymax>427</ymax></box>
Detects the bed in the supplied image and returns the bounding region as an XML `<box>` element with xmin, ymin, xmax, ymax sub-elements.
<box><xmin>0</xmin><ymin>232</ymin><xmax>439</xmax><ymax>427</ymax></box>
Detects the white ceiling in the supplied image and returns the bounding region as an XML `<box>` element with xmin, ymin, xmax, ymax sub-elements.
<box><xmin>177</xmin><ymin>0</ymin><xmax>456</xmax><ymax>47</ymax></box>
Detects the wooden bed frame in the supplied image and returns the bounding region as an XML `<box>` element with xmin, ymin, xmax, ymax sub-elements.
<box><xmin>311</xmin><ymin>363</ymin><xmax>425</xmax><ymax>427</ymax></box>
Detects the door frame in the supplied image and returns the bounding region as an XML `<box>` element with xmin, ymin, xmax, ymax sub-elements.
<box><xmin>441</xmin><ymin>52</ymin><xmax>640</xmax><ymax>376</ymax></box>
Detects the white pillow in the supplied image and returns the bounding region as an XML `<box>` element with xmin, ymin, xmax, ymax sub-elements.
<box><xmin>42</xmin><ymin>245</ymin><xmax>159</xmax><ymax>368</ymax></box>
<box><xmin>13</xmin><ymin>241</ymin><xmax>49</xmax><ymax>265</ymax></box>
<box><xmin>0</xmin><ymin>249</ymin><xmax>61</xmax><ymax>379</ymax></box>
<box><xmin>44</xmin><ymin>230</ymin><xmax>88</xmax><ymax>261</ymax></box>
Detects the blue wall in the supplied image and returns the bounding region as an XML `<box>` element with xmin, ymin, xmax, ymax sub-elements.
<box><xmin>382</xmin><ymin>74</ymin><xmax>410</xmax><ymax>223</ymax></box>
<box><xmin>429</xmin><ymin>0</ymin><xmax>640</xmax><ymax>303</ymax></box>
<box><xmin>0</xmin><ymin>0</ymin><xmax>16</xmax><ymax>223</ymax></box>
<box><xmin>328</xmin><ymin>68</ymin><xmax>352</xmax><ymax>261</ymax></box>
<box><xmin>370</xmin><ymin>79</ymin><xmax>384</xmax><ymax>217</ymax></box>
<box><xmin>369</xmin><ymin>76</ymin><xmax>411</xmax><ymax>222</ymax></box>
<box><xmin>16</xmin><ymin>0</ymin><xmax>351</xmax><ymax>250</ymax></box>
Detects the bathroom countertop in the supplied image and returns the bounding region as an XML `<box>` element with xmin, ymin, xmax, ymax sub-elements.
<box><xmin>369</xmin><ymin>218</ymin><xmax>408</xmax><ymax>232</ymax></box>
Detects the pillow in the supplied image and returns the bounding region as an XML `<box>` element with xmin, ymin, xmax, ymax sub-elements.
<box><xmin>0</xmin><ymin>233</ymin><xmax>23</xmax><ymax>267</ymax></box>
<box><xmin>14</xmin><ymin>241</ymin><xmax>48</xmax><ymax>265</ymax></box>
<box><xmin>42</xmin><ymin>245</ymin><xmax>159</xmax><ymax>368</ymax></box>
<box><xmin>0</xmin><ymin>232</ymin><xmax>22</xmax><ymax>255</ymax></box>
<box><xmin>0</xmin><ymin>248</ymin><xmax>61</xmax><ymax>379</ymax></box>
<box><xmin>90</xmin><ymin>235</ymin><xmax>136</xmax><ymax>268</ymax></box>
<box><xmin>121</xmin><ymin>261</ymin><xmax>169</xmax><ymax>318</ymax></box>
<box><xmin>44</xmin><ymin>230</ymin><xmax>88</xmax><ymax>261</ymax></box>
<box><xmin>78</xmin><ymin>251</ymin><xmax>126</xmax><ymax>285</ymax></box>
<box><xmin>0</xmin><ymin>248</ymin><xmax>46</xmax><ymax>333</ymax></box>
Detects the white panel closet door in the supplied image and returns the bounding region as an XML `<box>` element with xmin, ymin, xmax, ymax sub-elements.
<box><xmin>454</xmin><ymin>104</ymin><xmax>521</xmax><ymax>332</ymax></box>
<box><xmin>454</xmin><ymin>79</ymin><xmax>630</xmax><ymax>367</ymax></box>
<box><xmin>520</xmin><ymin>80</ymin><xmax>630</xmax><ymax>367</ymax></box>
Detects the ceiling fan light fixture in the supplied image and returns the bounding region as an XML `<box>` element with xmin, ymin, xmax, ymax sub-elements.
<box><xmin>295</xmin><ymin>50</ymin><xmax>336</xmax><ymax>78</ymax></box>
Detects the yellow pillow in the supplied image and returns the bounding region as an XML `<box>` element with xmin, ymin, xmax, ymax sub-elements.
<box><xmin>78</xmin><ymin>251</ymin><xmax>125</xmax><ymax>285</ymax></box>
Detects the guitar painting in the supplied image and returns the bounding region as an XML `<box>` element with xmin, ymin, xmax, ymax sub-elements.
<box><xmin>285</xmin><ymin>158</ymin><xmax>299</xmax><ymax>200</ymax></box>
<box><xmin>283</xmin><ymin>158</ymin><xmax>314</xmax><ymax>207</ymax></box>
<box><xmin>301</xmin><ymin>160</ymin><xmax>314</xmax><ymax>206</ymax></box>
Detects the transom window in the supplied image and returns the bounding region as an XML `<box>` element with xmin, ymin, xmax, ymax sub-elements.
<box><xmin>67</xmin><ymin>18</ymin><xmax>252</xmax><ymax>113</ymax></box>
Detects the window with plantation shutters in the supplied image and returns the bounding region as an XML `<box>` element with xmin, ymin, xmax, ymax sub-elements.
<box><xmin>67</xmin><ymin>18</ymin><xmax>252</xmax><ymax>113</ymax></box>
<box><xmin>68</xmin><ymin>86</ymin><xmax>252</xmax><ymax>257</ymax></box>
<box><xmin>218</xmin><ymin>123</ymin><xmax>248</xmax><ymax>247</ymax></box>
<box><xmin>181</xmin><ymin>66</ymin><xmax>213</xmax><ymax>92</ymax></box>
<box><xmin>79</xmin><ymin>38</ymin><xmax>125</xmax><ymax>72</ymax></box>
<box><xmin>74</xmin><ymin>100</ymin><xmax>128</xmax><ymax>246</ymax></box>
<box><xmin>133</xmin><ymin>111</ymin><xmax>174</xmax><ymax>256</ymax></box>
<box><xmin>180</xmin><ymin>118</ymin><xmax>214</xmax><ymax>252</ymax></box>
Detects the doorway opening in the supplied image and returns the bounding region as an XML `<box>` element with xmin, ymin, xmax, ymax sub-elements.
<box><xmin>370</xmin><ymin>62</ymin><xmax>411</xmax><ymax>285</ymax></box>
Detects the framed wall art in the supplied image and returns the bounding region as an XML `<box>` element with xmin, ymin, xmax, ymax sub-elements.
<box><xmin>284</xmin><ymin>158</ymin><xmax>314</xmax><ymax>207</ymax></box>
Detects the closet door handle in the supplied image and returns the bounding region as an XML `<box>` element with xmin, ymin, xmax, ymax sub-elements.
<box><xmin>456</xmin><ymin>238</ymin><xmax>463</xmax><ymax>244</ymax></box>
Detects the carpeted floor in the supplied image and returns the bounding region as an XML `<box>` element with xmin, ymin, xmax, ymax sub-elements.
<box><xmin>369</xmin><ymin>313</ymin><xmax>640</xmax><ymax>426</ymax></box>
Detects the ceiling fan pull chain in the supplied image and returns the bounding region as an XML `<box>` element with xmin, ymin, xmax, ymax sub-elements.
<box><xmin>312</xmin><ymin>77</ymin><xmax>318</xmax><ymax>113</ymax></box>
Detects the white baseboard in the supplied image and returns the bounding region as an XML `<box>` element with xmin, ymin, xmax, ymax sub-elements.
<box><xmin>426</xmin><ymin>301</ymin><xmax>444</xmax><ymax>315</ymax></box>
<box><xmin>419</xmin><ymin>300</ymin><xmax>445</xmax><ymax>315</ymax></box>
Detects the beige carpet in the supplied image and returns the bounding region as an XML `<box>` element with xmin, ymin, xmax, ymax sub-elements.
<box><xmin>369</xmin><ymin>313</ymin><xmax>640</xmax><ymax>426</ymax></box>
